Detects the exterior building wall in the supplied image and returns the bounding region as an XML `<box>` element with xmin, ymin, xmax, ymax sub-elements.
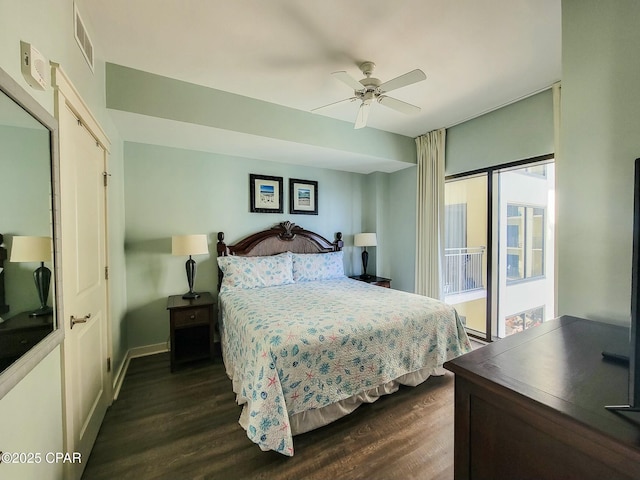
<box><xmin>497</xmin><ymin>165</ymin><xmax>555</xmax><ymax>337</ymax></box>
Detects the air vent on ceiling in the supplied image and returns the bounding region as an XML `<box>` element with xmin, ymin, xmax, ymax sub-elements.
<box><xmin>74</xmin><ymin>3</ymin><xmax>94</xmax><ymax>72</ymax></box>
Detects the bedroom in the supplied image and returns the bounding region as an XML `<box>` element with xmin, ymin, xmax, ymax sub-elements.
<box><xmin>0</xmin><ymin>0</ymin><xmax>639</xmax><ymax>479</ymax></box>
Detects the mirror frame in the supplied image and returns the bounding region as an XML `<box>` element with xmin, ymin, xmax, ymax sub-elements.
<box><xmin>0</xmin><ymin>66</ymin><xmax>64</xmax><ymax>400</ymax></box>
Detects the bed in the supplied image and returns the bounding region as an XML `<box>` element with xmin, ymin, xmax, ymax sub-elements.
<box><xmin>216</xmin><ymin>221</ymin><xmax>471</xmax><ymax>456</ymax></box>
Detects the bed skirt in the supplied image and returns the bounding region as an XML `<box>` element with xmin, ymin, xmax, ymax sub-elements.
<box><xmin>237</xmin><ymin>364</ymin><xmax>445</xmax><ymax>444</ymax></box>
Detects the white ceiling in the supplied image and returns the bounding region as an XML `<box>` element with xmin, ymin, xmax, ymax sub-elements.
<box><xmin>81</xmin><ymin>0</ymin><xmax>561</xmax><ymax>170</ymax></box>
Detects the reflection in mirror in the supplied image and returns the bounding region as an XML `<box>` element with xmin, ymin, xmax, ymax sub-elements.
<box><xmin>10</xmin><ymin>236</ymin><xmax>54</xmax><ymax>317</ymax></box>
<box><xmin>0</xmin><ymin>77</ymin><xmax>56</xmax><ymax>373</ymax></box>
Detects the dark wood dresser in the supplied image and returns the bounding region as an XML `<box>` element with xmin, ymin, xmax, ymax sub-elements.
<box><xmin>444</xmin><ymin>316</ymin><xmax>640</xmax><ymax>480</ymax></box>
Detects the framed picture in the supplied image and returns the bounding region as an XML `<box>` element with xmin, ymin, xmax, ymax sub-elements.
<box><xmin>249</xmin><ymin>174</ymin><xmax>283</xmax><ymax>213</ymax></box>
<box><xmin>289</xmin><ymin>178</ymin><xmax>318</xmax><ymax>215</ymax></box>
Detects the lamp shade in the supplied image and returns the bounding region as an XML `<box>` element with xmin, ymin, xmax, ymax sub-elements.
<box><xmin>10</xmin><ymin>236</ymin><xmax>52</xmax><ymax>262</ymax></box>
<box><xmin>172</xmin><ymin>234</ymin><xmax>209</xmax><ymax>256</ymax></box>
<box><xmin>354</xmin><ymin>233</ymin><xmax>377</xmax><ymax>247</ymax></box>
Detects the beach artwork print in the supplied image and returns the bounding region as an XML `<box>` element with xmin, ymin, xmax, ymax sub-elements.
<box><xmin>290</xmin><ymin>178</ymin><xmax>318</xmax><ymax>215</ymax></box>
<box><xmin>250</xmin><ymin>174</ymin><xmax>283</xmax><ymax>213</ymax></box>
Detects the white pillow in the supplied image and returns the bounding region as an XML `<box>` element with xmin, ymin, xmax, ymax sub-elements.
<box><xmin>292</xmin><ymin>251</ymin><xmax>345</xmax><ymax>282</ymax></box>
<box><xmin>217</xmin><ymin>252</ymin><xmax>294</xmax><ymax>291</ymax></box>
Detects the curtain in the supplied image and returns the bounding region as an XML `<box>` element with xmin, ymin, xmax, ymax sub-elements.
<box><xmin>552</xmin><ymin>82</ymin><xmax>561</xmax><ymax>165</ymax></box>
<box><xmin>415</xmin><ymin>128</ymin><xmax>446</xmax><ymax>299</ymax></box>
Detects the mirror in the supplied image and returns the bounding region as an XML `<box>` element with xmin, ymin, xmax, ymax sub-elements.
<box><xmin>0</xmin><ymin>66</ymin><xmax>63</xmax><ymax>398</ymax></box>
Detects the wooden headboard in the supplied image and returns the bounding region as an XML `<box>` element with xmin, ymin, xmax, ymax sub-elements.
<box><xmin>216</xmin><ymin>221</ymin><xmax>343</xmax><ymax>290</ymax></box>
<box><xmin>0</xmin><ymin>234</ymin><xmax>8</xmax><ymax>314</ymax></box>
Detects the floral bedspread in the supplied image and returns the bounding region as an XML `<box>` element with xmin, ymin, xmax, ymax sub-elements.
<box><xmin>219</xmin><ymin>278</ymin><xmax>471</xmax><ymax>456</ymax></box>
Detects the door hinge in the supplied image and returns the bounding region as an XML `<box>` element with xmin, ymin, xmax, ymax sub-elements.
<box><xmin>105</xmin><ymin>266</ymin><xmax>109</xmax><ymax>280</ymax></box>
<box><xmin>107</xmin><ymin>357</ymin><xmax>111</xmax><ymax>372</ymax></box>
<box><xmin>103</xmin><ymin>171</ymin><xmax>111</xmax><ymax>187</ymax></box>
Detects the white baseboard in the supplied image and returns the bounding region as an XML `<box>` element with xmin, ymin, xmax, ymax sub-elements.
<box><xmin>112</xmin><ymin>342</ymin><xmax>169</xmax><ymax>400</ymax></box>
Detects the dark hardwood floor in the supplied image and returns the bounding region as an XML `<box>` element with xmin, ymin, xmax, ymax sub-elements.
<box><xmin>82</xmin><ymin>352</ymin><xmax>459</xmax><ymax>480</ymax></box>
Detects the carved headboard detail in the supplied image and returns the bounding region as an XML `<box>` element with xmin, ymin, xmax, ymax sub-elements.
<box><xmin>216</xmin><ymin>222</ymin><xmax>344</xmax><ymax>290</ymax></box>
<box><xmin>0</xmin><ymin>234</ymin><xmax>8</xmax><ymax>314</ymax></box>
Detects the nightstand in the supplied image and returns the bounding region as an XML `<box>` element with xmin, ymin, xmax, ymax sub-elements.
<box><xmin>349</xmin><ymin>275</ymin><xmax>392</xmax><ymax>288</ymax></box>
<box><xmin>166</xmin><ymin>292</ymin><xmax>215</xmax><ymax>372</ymax></box>
<box><xmin>0</xmin><ymin>312</ymin><xmax>54</xmax><ymax>371</ymax></box>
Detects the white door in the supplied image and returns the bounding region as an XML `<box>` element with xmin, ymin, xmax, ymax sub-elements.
<box><xmin>55</xmin><ymin>70</ymin><xmax>111</xmax><ymax>480</ymax></box>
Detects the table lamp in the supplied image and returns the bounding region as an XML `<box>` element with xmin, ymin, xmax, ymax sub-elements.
<box><xmin>354</xmin><ymin>232</ymin><xmax>377</xmax><ymax>279</ymax></box>
<box><xmin>10</xmin><ymin>235</ymin><xmax>53</xmax><ymax>316</ymax></box>
<box><xmin>172</xmin><ymin>234</ymin><xmax>209</xmax><ymax>299</ymax></box>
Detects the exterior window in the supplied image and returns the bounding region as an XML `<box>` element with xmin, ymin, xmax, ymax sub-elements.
<box><xmin>506</xmin><ymin>204</ymin><xmax>545</xmax><ymax>283</ymax></box>
<box><xmin>504</xmin><ymin>306</ymin><xmax>544</xmax><ymax>336</ymax></box>
<box><xmin>522</xmin><ymin>165</ymin><xmax>547</xmax><ymax>177</ymax></box>
<box><xmin>443</xmin><ymin>157</ymin><xmax>555</xmax><ymax>342</ymax></box>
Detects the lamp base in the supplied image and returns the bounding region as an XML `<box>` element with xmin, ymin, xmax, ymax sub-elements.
<box><xmin>182</xmin><ymin>257</ymin><xmax>199</xmax><ymax>300</ymax></box>
<box><xmin>361</xmin><ymin>249</ymin><xmax>369</xmax><ymax>279</ymax></box>
<box><xmin>29</xmin><ymin>305</ymin><xmax>53</xmax><ymax>317</ymax></box>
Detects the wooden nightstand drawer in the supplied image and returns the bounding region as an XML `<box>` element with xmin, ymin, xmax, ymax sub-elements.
<box><xmin>173</xmin><ymin>307</ymin><xmax>209</xmax><ymax>328</ymax></box>
<box><xmin>0</xmin><ymin>328</ymin><xmax>49</xmax><ymax>358</ymax></box>
<box><xmin>167</xmin><ymin>292</ymin><xmax>216</xmax><ymax>372</ymax></box>
<box><xmin>0</xmin><ymin>312</ymin><xmax>54</xmax><ymax>367</ymax></box>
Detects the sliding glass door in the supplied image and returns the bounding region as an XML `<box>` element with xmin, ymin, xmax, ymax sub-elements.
<box><xmin>443</xmin><ymin>157</ymin><xmax>555</xmax><ymax>341</ymax></box>
<box><xmin>444</xmin><ymin>174</ymin><xmax>489</xmax><ymax>338</ymax></box>
<box><xmin>496</xmin><ymin>163</ymin><xmax>555</xmax><ymax>338</ymax></box>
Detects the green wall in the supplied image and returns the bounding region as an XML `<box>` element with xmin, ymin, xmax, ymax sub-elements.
<box><xmin>387</xmin><ymin>166</ymin><xmax>418</xmax><ymax>293</ymax></box>
<box><xmin>0</xmin><ymin>2</ymin><xmax>128</xmax><ymax>477</ymax></box>
<box><xmin>106</xmin><ymin>62</ymin><xmax>423</xmax><ymax>322</ymax></box>
<box><xmin>0</xmin><ymin>126</ymin><xmax>53</xmax><ymax>314</ymax></box>
<box><xmin>446</xmin><ymin>89</ymin><xmax>555</xmax><ymax>176</ymax></box>
<box><xmin>0</xmin><ymin>348</ymin><xmax>63</xmax><ymax>480</ymax></box>
<box><xmin>387</xmin><ymin>75</ymin><xmax>555</xmax><ymax>297</ymax></box>
<box><xmin>0</xmin><ymin>0</ymin><xmax>129</xmax><ymax>377</ymax></box>
<box><xmin>557</xmin><ymin>0</ymin><xmax>640</xmax><ymax>323</ymax></box>
<box><xmin>106</xmin><ymin>64</ymin><xmax>416</xmax><ymax>168</ymax></box>
<box><xmin>123</xmin><ymin>142</ymin><xmax>367</xmax><ymax>347</ymax></box>
<box><xmin>1</xmin><ymin>0</ymin><xmax>639</xmax><ymax>473</ymax></box>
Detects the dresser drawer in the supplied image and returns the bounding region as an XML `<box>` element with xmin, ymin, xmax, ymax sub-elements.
<box><xmin>172</xmin><ymin>307</ymin><xmax>210</xmax><ymax>328</ymax></box>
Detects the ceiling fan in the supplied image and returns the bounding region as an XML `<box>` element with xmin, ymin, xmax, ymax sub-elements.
<box><xmin>312</xmin><ymin>61</ymin><xmax>427</xmax><ymax>129</ymax></box>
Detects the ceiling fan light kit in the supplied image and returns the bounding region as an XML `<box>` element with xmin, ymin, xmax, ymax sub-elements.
<box><xmin>312</xmin><ymin>61</ymin><xmax>427</xmax><ymax>129</ymax></box>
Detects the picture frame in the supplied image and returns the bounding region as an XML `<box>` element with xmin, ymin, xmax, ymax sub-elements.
<box><xmin>289</xmin><ymin>178</ymin><xmax>318</xmax><ymax>215</ymax></box>
<box><xmin>249</xmin><ymin>174</ymin><xmax>283</xmax><ymax>213</ymax></box>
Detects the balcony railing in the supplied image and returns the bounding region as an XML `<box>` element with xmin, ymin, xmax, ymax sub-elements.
<box><xmin>443</xmin><ymin>247</ymin><xmax>486</xmax><ymax>295</ymax></box>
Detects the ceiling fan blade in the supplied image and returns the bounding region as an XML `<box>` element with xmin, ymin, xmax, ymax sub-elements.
<box><xmin>377</xmin><ymin>96</ymin><xmax>421</xmax><ymax>115</ymax></box>
<box><xmin>354</xmin><ymin>102</ymin><xmax>371</xmax><ymax>129</ymax></box>
<box><xmin>311</xmin><ymin>97</ymin><xmax>358</xmax><ymax>112</ymax></box>
<box><xmin>332</xmin><ymin>71</ymin><xmax>365</xmax><ymax>91</ymax></box>
<box><xmin>379</xmin><ymin>69</ymin><xmax>426</xmax><ymax>93</ymax></box>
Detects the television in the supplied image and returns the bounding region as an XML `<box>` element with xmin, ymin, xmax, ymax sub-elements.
<box><xmin>603</xmin><ymin>157</ymin><xmax>640</xmax><ymax>413</ymax></box>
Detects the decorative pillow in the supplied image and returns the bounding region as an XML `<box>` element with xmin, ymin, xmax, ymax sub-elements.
<box><xmin>217</xmin><ymin>252</ymin><xmax>294</xmax><ymax>291</ymax></box>
<box><xmin>292</xmin><ymin>251</ymin><xmax>345</xmax><ymax>282</ymax></box>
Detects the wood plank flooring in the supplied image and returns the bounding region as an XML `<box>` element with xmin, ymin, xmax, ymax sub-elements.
<box><xmin>82</xmin><ymin>353</ymin><xmax>458</xmax><ymax>480</ymax></box>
